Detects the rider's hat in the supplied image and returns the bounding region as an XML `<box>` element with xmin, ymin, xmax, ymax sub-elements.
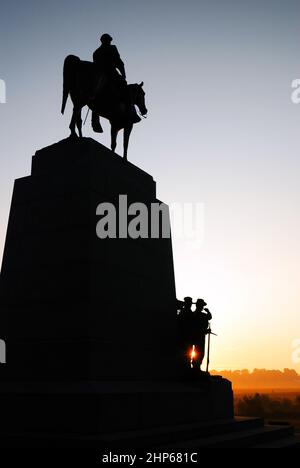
<box><xmin>101</xmin><ymin>33</ymin><xmax>113</xmax><ymax>44</ymax></box>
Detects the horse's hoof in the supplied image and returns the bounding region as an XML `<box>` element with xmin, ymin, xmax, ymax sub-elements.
<box><xmin>69</xmin><ymin>132</ymin><xmax>78</xmax><ymax>139</ymax></box>
<box><xmin>92</xmin><ymin>125</ymin><xmax>103</xmax><ymax>133</ymax></box>
<box><xmin>93</xmin><ymin>127</ymin><xmax>103</xmax><ymax>133</ymax></box>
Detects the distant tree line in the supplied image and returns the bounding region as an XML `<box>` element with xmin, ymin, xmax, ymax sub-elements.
<box><xmin>211</xmin><ymin>368</ymin><xmax>300</xmax><ymax>388</ymax></box>
<box><xmin>236</xmin><ymin>393</ymin><xmax>300</xmax><ymax>419</ymax></box>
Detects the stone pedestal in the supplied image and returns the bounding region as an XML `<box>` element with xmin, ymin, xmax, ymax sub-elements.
<box><xmin>0</xmin><ymin>137</ymin><xmax>178</xmax><ymax>381</ymax></box>
<box><xmin>0</xmin><ymin>138</ymin><xmax>233</xmax><ymax>442</ymax></box>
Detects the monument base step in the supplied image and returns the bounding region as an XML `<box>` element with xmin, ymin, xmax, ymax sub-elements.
<box><xmin>161</xmin><ymin>420</ymin><xmax>298</xmax><ymax>449</ymax></box>
<box><xmin>0</xmin><ymin>418</ymin><xmax>298</xmax><ymax>448</ymax></box>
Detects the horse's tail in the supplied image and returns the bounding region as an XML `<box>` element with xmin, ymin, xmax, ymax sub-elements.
<box><xmin>61</xmin><ymin>55</ymin><xmax>80</xmax><ymax>114</ymax></box>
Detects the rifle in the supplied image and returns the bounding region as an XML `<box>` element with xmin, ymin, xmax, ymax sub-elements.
<box><xmin>206</xmin><ymin>325</ymin><xmax>217</xmax><ymax>373</ymax></box>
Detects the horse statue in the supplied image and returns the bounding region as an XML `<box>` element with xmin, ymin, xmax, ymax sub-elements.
<box><xmin>61</xmin><ymin>55</ymin><xmax>148</xmax><ymax>160</ymax></box>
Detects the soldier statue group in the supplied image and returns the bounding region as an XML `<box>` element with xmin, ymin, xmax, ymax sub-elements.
<box><xmin>177</xmin><ymin>297</ymin><xmax>214</xmax><ymax>372</ymax></box>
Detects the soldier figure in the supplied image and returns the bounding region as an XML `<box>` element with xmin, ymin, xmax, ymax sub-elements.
<box><xmin>93</xmin><ymin>33</ymin><xmax>126</xmax><ymax>85</ymax></box>
<box><xmin>91</xmin><ymin>33</ymin><xmax>140</xmax><ymax>133</ymax></box>
<box><xmin>193</xmin><ymin>299</ymin><xmax>212</xmax><ymax>370</ymax></box>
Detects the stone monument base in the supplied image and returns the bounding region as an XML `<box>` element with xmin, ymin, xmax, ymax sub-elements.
<box><xmin>0</xmin><ymin>376</ymin><xmax>233</xmax><ymax>436</ymax></box>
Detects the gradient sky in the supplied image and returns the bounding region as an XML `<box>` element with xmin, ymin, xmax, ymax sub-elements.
<box><xmin>1</xmin><ymin>0</ymin><xmax>300</xmax><ymax>371</ymax></box>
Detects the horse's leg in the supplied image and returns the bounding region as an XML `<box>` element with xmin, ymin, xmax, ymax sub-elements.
<box><xmin>76</xmin><ymin>107</ymin><xmax>83</xmax><ymax>138</ymax></box>
<box><xmin>69</xmin><ymin>103</ymin><xmax>82</xmax><ymax>137</ymax></box>
<box><xmin>92</xmin><ymin>111</ymin><xmax>103</xmax><ymax>133</ymax></box>
<box><xmin>111</xmin><ymin>124</ymin><xmax>118</xmax><ymax>153</ymax></box>
<box><xmin>69</xmin><ymin>106</ymin><xmax>77</xmax><ymax>137</ymax></box>
<box><xmin>123</xmin><ymin>124</ymin><xmax>133</xmax><ymax>161</ymax></box>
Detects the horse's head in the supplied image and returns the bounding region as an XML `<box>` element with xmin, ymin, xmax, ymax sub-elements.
<box><xmin>131</xmin><ymin>82</ymin><xmax>148</xmax><ymax>117</ymax></box>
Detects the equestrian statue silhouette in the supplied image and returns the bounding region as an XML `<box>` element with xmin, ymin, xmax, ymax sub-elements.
<box><xmin>61</xmin><ymin>34</ymin><xmax>148</xmax><ymax>160</ymax></box>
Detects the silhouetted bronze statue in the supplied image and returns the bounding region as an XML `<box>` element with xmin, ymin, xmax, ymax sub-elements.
<box><xmin>177</xmin><ymin>297</ymin><xmax>214</xmax><ymax>372</ymax></box>
<box><xmin>91</xmin><ymin>33</ymin><xmax>140</xmax><ymax>134</ymax></box>
<box><xmin>192</xmin><ymin>299</ymin><xmax>212</xmax><ymax>370</ymax></box>
<box><xmin>61</xmin><ymin>34</ymin><xmax>147</xmax><ymax>160</ymax></box>
<box><xmin>93</xmin><ymin>33</ymin><xmax>126</xmax><ymax>81</ymax></box>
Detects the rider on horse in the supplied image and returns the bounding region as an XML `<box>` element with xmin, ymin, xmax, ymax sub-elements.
<box><xmin>91</xmin><ymin>33</ymin><xmax>140</xmax><ymax>133</ymax></box>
